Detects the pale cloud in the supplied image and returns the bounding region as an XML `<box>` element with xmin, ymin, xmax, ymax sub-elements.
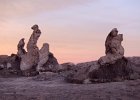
<box><xmin>0</xmin><ymin>0</ymin><xmax>92</xmax><ymax>21</ymax></box>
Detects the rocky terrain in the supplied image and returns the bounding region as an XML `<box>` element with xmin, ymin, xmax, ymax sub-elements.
<box><xmin>0</xmin><ymin>57</ymin><xmax>140</xmax><ymax>100</ymax></box>
<box><xmin>0</xmin><ymin>26</ymin><xmax>140</xmax><ymax>100</ymax></box>
<box><xmin>0</xmin><ymin>68</ymin><xmax>140</xmax><ymax>100</ymax></box>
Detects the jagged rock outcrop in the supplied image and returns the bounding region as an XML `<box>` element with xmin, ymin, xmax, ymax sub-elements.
<box><xmin>89</xmin><ymin>57</ymin><xmax>133</xmax><ymax>83</ymax></box>
<box><xmin>59</xmin><ymin>62</ymin><xmax>76</xmax><ymax>72</ymax></box>
<box><xmin>0</xmin><ymin>54</ymin><xmax>22</xmax><ymax>77</ymax></box>
<box><xmin>36</xmin><ymin>43</ymin><xmax>59</xmax><ymax>73</ymax></box>
<box><xmin>65</xmin><ymin>28</ymin><xmax>137</xmax><ymax>84</ymax></box>
<box><xmin>89</xmin><ymin>28</ymin><xmax>134</xmax><ymax>82</ymax></box>
<box><xmin>65</xmin><ymin>58</ymin><xmax>137</xmax><ymax>84</ymax></box>
<box><xmin>98</xmin><ymin>28</ymin><xmax>124</xmax><ymax>65</ymax></box>
<box><xmin>65</xmin><ymin>65</ymin><xmax>91</xmax><ymax>84</ymax></box>
<box><xmin>17</xmin><ymin>38</ymin><xmax>26</xmax><ymax>58</ymax></box>
<box><xmin>37</xmin><ymin>43</ymin><xmax>49</xmax><ymax>71</ymax></box>
<box><xmin>20</xmin><ymin>25</ymin><xmax>41</xmax><ymax>71</ymax></box>
<box><xmin>0</xmin><ymin>54</ymin><xmax>21</xmax><ymax>70</ymax></box>
<box><xmin>65</xmin><ymin>61</ymin><xmax>99</xmax><ymax>84</ymax></box>
<box><xmin>38</xmin><ymin>52</ymin><xmax>59</xmax><ymax>72</ymax></box>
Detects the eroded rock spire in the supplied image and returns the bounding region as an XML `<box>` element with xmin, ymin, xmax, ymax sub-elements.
<box><xmin>20</xmin><ymin>24</ymin><xmax>41</xmax><ymax>71</ymax></box>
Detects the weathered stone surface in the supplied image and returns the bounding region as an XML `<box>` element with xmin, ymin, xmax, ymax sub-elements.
<box><xmin>20</xmin><ymin>24</ymin><xmax>41</xmax><ymax>71</ymax></box>
<box><xmin>0</xmin><ymin>55</ymin><xmax>9</xmax><ymax>70</ymax></box>
<box><xmin>21</xmin><ymin>69</ymin><xmax>39</xmax><ymax>77</ymax></box>
<box><xmin>98</xmin><ymin>28</ymin><xmax>124</xmax><ymax>65</ymax></box>
<box><xmin>0</xmin><ymin>54</ymin><xmax>22</xmax><ymax>77</ymax></box>
<box><xmin>65</xmin><ymin>57</ymin><xmax>138</xmax><ymax>84</ymax></box>
<box><xmin>37</xmin><ymin>43</ymin><xmax>49</xmax><ymax>72</ymax></box>
<box><xmin>0</xmin><ymin>54</ymin><xmax>21</xmax><ymax>70</ymax></box>
<box><xmin>65</xmin><ymin>66</ymin><xmax>91</xmax><ymax>84</ymax></box>
<box><xmin>38</xmin><ymin>52</ymin><xmax>59</xmax><ymax>72</ymax></box>
<box><xmin>7</xmin><ymin>54</ymin><xmax>21</xmax><ymax>70</ymax></box>
<box><xmin>127</xmin><ymin>57</ymin><xmax>140</xmax><ymax>79</ymax></box>
<box><xmin>17</xmin><ymin>38</ymin><xmax>26</xmax><ymax>58</ymax></box>
<box><xmin>65</xmin><ymin>28</ymin><xmax>137</xmax><ymax>84</ymax></box>
<box><xmin>89</xmin><ymin>57</ymin><xmax>133</xmax><ymax>83</ymax></box>
<box><xmin>65</xmin><ymin>61</ymin><xmax>99</xmax><ymax>84</ymax></box>
<box><xmin>59</xmin><ymin>62</ymin><xmax>76</xmax><ymax>72</ymax></box>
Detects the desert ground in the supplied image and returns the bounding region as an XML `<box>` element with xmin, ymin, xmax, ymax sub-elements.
<box><xmin>0</xmin><ymin>73</ymin><xmax>140</xmax><ymax>100</ymax></box>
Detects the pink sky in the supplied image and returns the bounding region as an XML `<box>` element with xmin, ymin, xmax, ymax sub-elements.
<box><xmin>0</xmin><ymin>0</ymin><xmax>140</xmax><ymax>63</ymax></box>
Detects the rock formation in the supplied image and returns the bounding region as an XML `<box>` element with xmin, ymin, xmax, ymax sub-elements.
<box><xmin>0</xmin><ymin>55</ymin><xmax>9</xmax><ymax>70</ymax></box>
<box><xmin>59</xmin><ymin>62</ymin><xmax>76</xmax><ymax>72</ymax></box>
<box><xmin>0</xmin><ymin>54</ymin><xmax>22</xmax><ymax>77</ymax></box>
<box><xmin>0</xmin><ymin>25</ymin><xmax>139</xmax><ymax>83</ymax></box>
<box><xmin>65</xmin><ymin>65</ymin><xmax>91</xmax><ymax>84</ymax></box>
<box><xmin>65</xmin><ymin>61</ymin><xmax>99</xmax><ymax>84</ymax></box>
<box><xmin>17</xmin><ymin>38</ymin><xmax>26</xmax><ymax>58</ymax></box>
<box><xmin>65</xmin><ymin>28</ymin><xmax>136</xmax><ymax>84</ymax></box>
<box><xmin>88</xmin><ymin>28</ymin><xmax>134</xmax><ymax>83</ymax></box>
<box><xmin>89</xmin><ymin>57</ymin><xmax>133</xmax><ymax>83</ymax></box>
<box><xmin>98</xmin><ymin>28</ymin><xmax>124</xmax><ymax>65</ymax></box>
<box><xmin>35</xmin><ymin>43</ymin><xmax>59</xmax><ymax>73</ymax></box>
<box><xmin>20</xmin><ymin>24</ymin><xmax>41</xmax><ymax>71</ymax></box>
<box><xmin>38</xmin><ymin>52</ymin><xmax>59</xmax><ymax>72</ymax></box>
<box><xmin>105</xmin><ymin>28</ymin><xmax>123</xmax><ymax>54</ymax></box>
<box><xmin>37</xmin><ymin>43</ymin><xmax>50</xmax><ymax>71</ymax></box>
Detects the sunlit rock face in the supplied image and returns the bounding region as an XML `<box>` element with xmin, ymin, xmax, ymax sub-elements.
<box><xmin>0</xmin><ymin>54</ymin><xmax>22</xmax><ymax>77</ymax></box>
<box><xmin>37</xmin><ymin>43</ymin><xmax>50</xmax><ymax>72</ymax></box>
<box><xmin>20</xmin><ymin>24</ymin><xmax>41</xmax><ymax>71</ymax></box>
<box><xmin>38</xmin><ymin>52</ymin><xmax>59</xmax><ymax>73</ymax></box>
<box><xmin>98</xmin><ymin>28</ymin><xmax>124</xmax><ymax>66</ymax></box>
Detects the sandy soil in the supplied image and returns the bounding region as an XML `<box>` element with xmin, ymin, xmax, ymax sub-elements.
<box><xmin>0</xmin><ymin>76</ymin><xmax>140</xmax><ymax>100</ymax></box>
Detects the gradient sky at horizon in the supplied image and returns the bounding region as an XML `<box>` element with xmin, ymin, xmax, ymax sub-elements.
<box><xmin>0</xmin><ymin>0</ymin><xmax>140</xmax><ymax>63</ymax></box>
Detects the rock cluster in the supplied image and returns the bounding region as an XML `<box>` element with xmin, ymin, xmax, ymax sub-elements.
<box><xmin>0</xmin><ymin>54</ymin><xmax>22</xmax><ymax>77</ymax></box>
<box><xmin>0</xmin><ymin>27</ymin><xmax>139</xmax><ymax>84</ymax></box>
<box><xmin>65</xmin><ymin>28</ymin><xmax>139</xmax><ymax>84</ymax></box>
<box><xmin>0</xmin><ymin>25</ymin><xmax>59</xmax><ymax>77</ymax></box>
<box><xmin>98</xmin><ymin>28</ymin><xmax>124</xmax><ymax>65</ymax></box>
